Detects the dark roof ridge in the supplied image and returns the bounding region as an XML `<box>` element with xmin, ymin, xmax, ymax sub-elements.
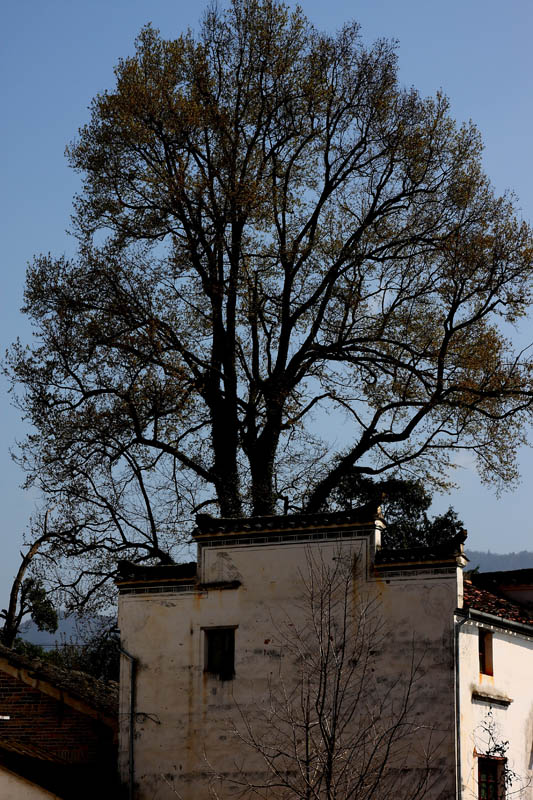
<box><xmin>471</xmin><ymin>568</ymin><xmax>533</xmax><ymax>586</ymax></box>
<box><xmin>116</xmin><ymin>560</ymin><xmax>197</xmax><ymax>583</ymax></box>
<box><xmin>375</xmin><ymin>531</ymin><xmax>467</xmax><ymax>566</ymax></box>
<box><xmin>194</xmin><ymin>502</ymin><xmax>384</xmax><ymax>536</ymax></box>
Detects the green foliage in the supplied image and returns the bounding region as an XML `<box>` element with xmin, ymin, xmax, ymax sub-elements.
<box><xmin>332</xmin><ymin>475</ymin><xmax>464</xmax><ymax>548</ymax></box>
<box><xmin>22</xmin><ymin>578</ymin><xmax>58</xmax><ymax>635</ymax></box>
<box><xmin>12</xmin><ymin>638</ymin><xmax>48</xmax><ymax>661</ymax></box>
<box><xmin>1</xmin><ymin>571</ymin><xmax>58</xmax><ymax>649</ymax></box>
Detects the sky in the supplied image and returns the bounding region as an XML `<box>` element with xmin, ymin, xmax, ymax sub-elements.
<box><xmin>1</xmin><ymin>0</ymin><xmax>532</xmax><ymax>592</ymax></box>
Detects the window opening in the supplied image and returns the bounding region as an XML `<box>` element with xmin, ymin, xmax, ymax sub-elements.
<box><xmin>479</xmin><ymin>629</ymin><xmax>493</xmax><ymax>676</ymax></box>
<box><xmin>478</xmin><ymin>756</ymin><xmax>505</xmax><ymax>799</ymax></box>
<box><xmin>204</xmin><ymin>627</ymin><xmax>235</xmax><ymax>680</ymax></box>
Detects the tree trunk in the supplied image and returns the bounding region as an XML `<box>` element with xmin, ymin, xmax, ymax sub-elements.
<box><xmin>248</xmin><ymin>415</ymin><xmax>282</xmax><ymax>516</ymax></box>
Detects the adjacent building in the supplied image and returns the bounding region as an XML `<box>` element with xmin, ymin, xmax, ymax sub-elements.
<box><xmin>459</xmin><ymin>572</ymin><xmax>533</xmax><ymax>798</ymax></box>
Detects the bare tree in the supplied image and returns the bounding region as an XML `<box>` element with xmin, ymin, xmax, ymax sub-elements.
<box><xmin>6</xmin><ymin>0</ymin><xmax>533</xmax><ymax>604</ymax></box>
<box><xmin>209</xmin><ymin>550</ymin><xmax>441</xmax><ymax>799</ymax></box>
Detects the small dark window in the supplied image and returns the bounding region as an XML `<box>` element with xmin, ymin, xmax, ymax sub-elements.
<box><xmin>478</xmin><ymin>756</ymin><xmax>504</xmax><ymax>799</ymax></box>
<box><xmin>479</xmin><ymin>629</ymin><xmax>494</xmax><ymax>676</ymax></box>
<box><xmin>205</xmin><ymin>627</ymin><xmax>235</xmax><ymax>680</ymax></box>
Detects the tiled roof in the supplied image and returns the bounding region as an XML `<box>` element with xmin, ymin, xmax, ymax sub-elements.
<box><xmin>0</xmin><ymin>642</ymin><xmax>118</xmax><ymax>720</ymax></box>
<box><xmin>0</xmin><ymin>738</ymin><xmax>68</xmax><ymax>763</ymax></box>
<box><xmin>463</xmin><ymin>581</ymin><xmax>533</xmax><ymax>627</ymax></box>
<box><xmin>116</xmin><ymin>560</ymin><xmax>197</xmax><ymax>584</ymax></box>
<box><xmin>375</xmin><ymin>531</ymin><xmax>467</xmax><ymax>567</ymax></box>
<box><xmin>193</xmin><ymin>503</ymin><xmax>383</xmax><ymax>537</ymax></box>
<box><xmin>0</xmin><ymin>738</ymin><xmax>116</xmax><ymax>800</ymax></box>
<box><xmin>0</xmin><ymin>738</ymin><xmax>70</xmax><ymax>797</ymax></box>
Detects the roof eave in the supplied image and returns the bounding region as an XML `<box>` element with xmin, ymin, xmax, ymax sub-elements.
<box><xmin>456</xmin><ymin>606</ymin><xmax>533</xmax><ymax>636</ymax></box>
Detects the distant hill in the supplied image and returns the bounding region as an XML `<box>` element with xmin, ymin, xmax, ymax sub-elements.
<box><xmin>19</xmin><ymin>613</ymin><xmax>112</xmax><ymax>648</ymax></box>
<box><xmin>465</xmin><ymin>550</ymin><xmax>533</xmax><ymax>573</ymax></box>
<box><xmin>19</xmin><ymin>613</ymin><xmax>85</xmax><ymax>647</ymax></box>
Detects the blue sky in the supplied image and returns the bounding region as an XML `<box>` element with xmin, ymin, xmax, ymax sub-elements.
<box><xmin>1</xmin><ymin>0</ymin><xmax>532</xmax><ymax>591</ymax></box>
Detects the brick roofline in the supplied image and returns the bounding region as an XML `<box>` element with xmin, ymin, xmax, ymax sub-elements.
<box><xmin>0</xmin><ymin>738</ymin><xmax>117</xmax><ymax>800</ymax></box>
<box><xmin>0</xmin><ymin>737</ymin><xmax>69</xmax><ymax>763</ymax></box>
<box><xmin>0</xmin><ymin>643</ymin><xmax>117</xmax><ymax>727</ymax></box>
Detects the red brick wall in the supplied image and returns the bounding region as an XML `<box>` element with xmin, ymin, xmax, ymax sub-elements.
<box><xmin>0</xmin><ymin>670</ymin><xmax>114</xmax><ymax>764</ymax></box>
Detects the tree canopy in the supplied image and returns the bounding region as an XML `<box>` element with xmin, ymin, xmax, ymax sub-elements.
<box><xmin>7</xmin><ymin>0</ymin><xmax>533</xmax><ymax>601</ymax></box>
<box><xmin>331</xmin><ymin>475</ymin><xmax>464</xmax><ymax>549</ymax></box>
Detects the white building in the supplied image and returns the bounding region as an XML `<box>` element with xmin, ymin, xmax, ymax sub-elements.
<box><xmin>116</xmin><ymin>507</ymin><xmax>533</xmax><ymax>799</ymax></box>
<box><xmin>458</xmin><ymin>571</ymin><xmax>533</xmax><ymax>799</ymax></box>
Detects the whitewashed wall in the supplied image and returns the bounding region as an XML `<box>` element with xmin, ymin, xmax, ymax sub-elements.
<box><xmin>458</xmin><ymin>619</ymin><xmax>533</xmax><ymax>799</ymax></box>
<box><xmin>0</xmin><ymin>768</ymin><xmax>61</xmax><ymax>800</ymax></box>
<box><xmin>118</xmin><ymin>529</ymin><xmax>460</xmax><ymax>799</ymax></box>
